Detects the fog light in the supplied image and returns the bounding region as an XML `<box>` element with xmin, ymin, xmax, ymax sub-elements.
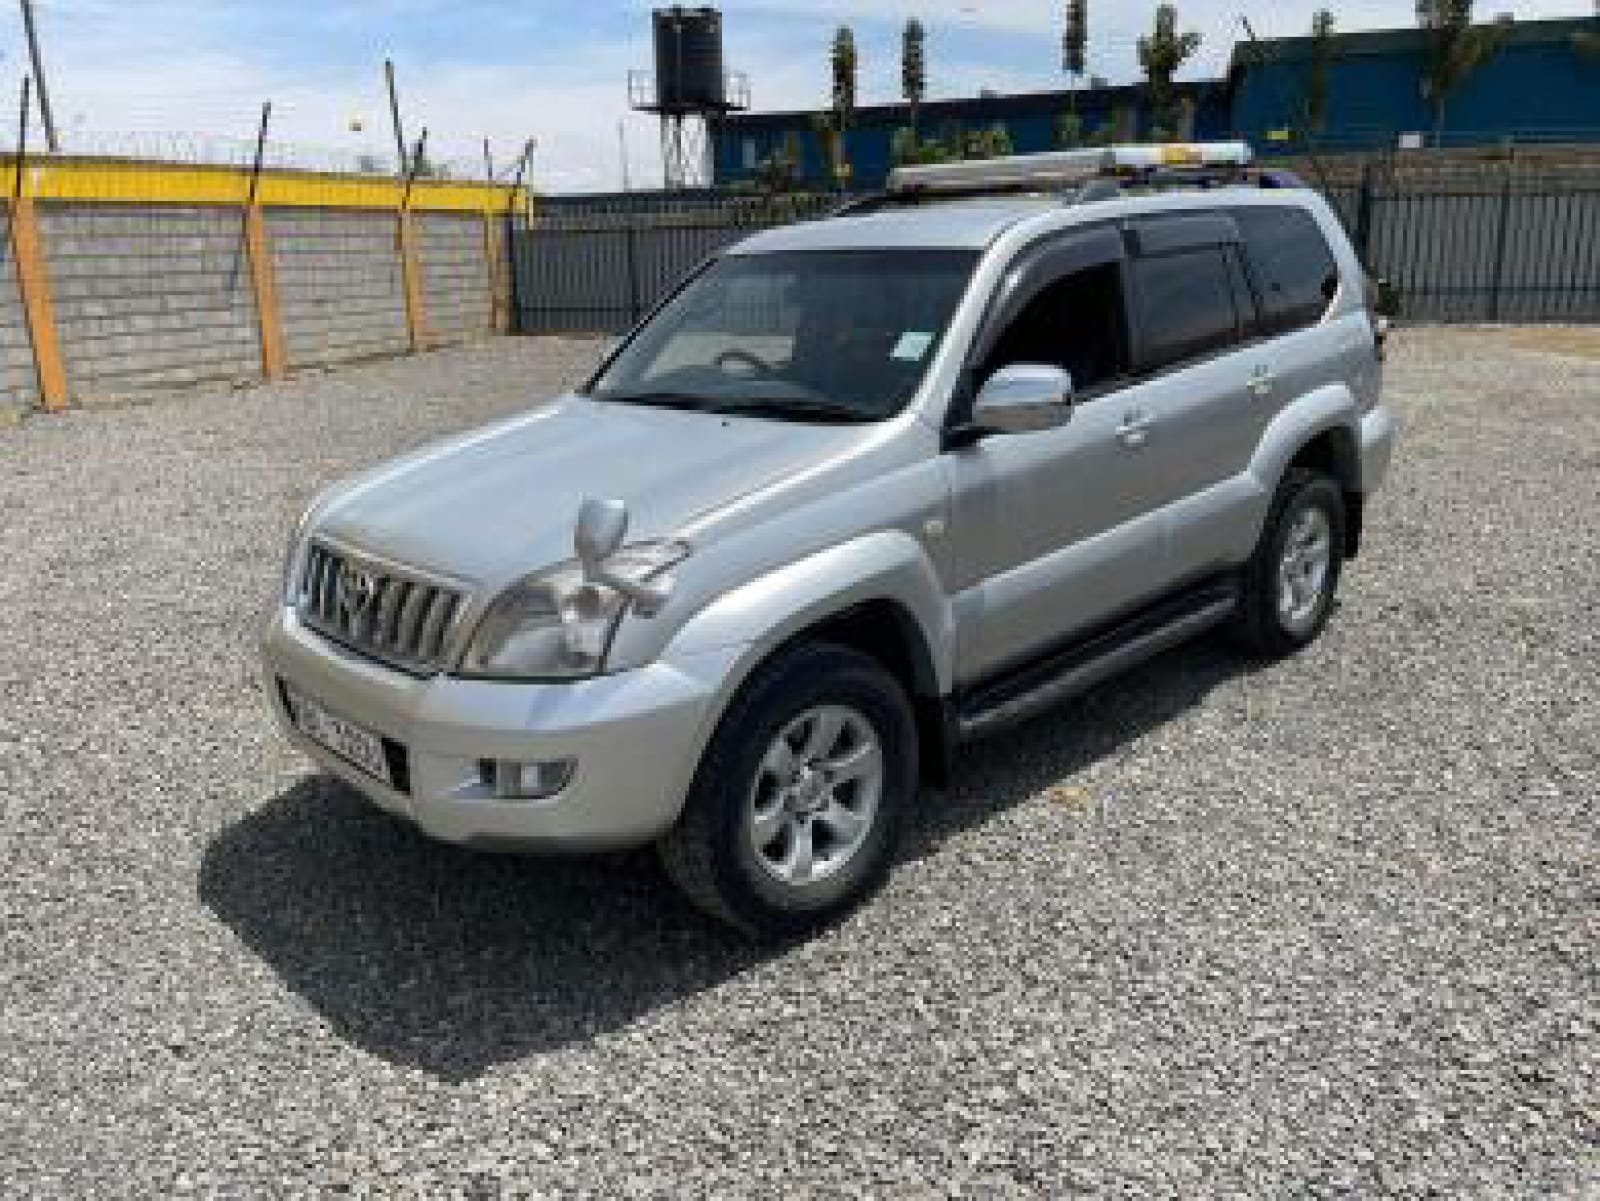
<box><xmin>479</xmin><ymin>758</ymin><xmax>576</xmax><ymax>800</ymax></box>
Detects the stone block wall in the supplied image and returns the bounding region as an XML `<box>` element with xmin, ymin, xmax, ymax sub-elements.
<box><xmin>268</xmin><ymin>209</ymin><xmax>410</xmax><ymax>369</ymax></box>
<box><xmin>0</xmin><ymin>205</ymin><xmax>41</xmax><ymax>410</ymax></box>
<box><xmin>418</xmin><ymin>213</ymin><xmax>491</xmax><ymax>342</ymax></box>
<box><xmin>39</xmin><ymin>205</ymin><xmax>262</xmax><ymax>400</ymax></box>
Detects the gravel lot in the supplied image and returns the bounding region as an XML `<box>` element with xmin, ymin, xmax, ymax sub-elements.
<box><xmin>1</xmin><ymin>330</ymin><xmax>1595</xmax><ymax>1195</ymax></box>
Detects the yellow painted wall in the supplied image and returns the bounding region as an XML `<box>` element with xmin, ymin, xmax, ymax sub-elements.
<box><xmin>0</xmin><ymin>155</ymin><xmax>531</xmax><ymax>214</ymax></box>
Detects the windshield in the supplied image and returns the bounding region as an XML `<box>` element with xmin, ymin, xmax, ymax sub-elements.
<box><xmin>588</xmin><ymin>249</ymin><xmax>978</xmax><ymax>423</ymax></box>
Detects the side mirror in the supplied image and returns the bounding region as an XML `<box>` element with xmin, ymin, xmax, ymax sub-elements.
<box><xmin>575</xmin><ymin>497</ymin><xmax>629</xmax><ymax>569</ymax></box>
<box><xmin>970</xmin><ymin>364</ymin><xmax>1075</xmax><ymax>437</ymax></box>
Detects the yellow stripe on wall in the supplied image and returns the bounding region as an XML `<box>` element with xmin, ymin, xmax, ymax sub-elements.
<box><xmin>0</xmin><ymin>156</ymin><xmax>532</xmax><ymax>214</ymax></box>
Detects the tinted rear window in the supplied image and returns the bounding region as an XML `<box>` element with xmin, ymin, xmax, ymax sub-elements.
<box><xmin>1130</xmin><ymin>247</ymin><xmax>1241</xmax><ymax>373</ymax></box>
<box><xmin>1236</xmin><ymin>207</ymin><xmax>1341</xmax><ymax>334</ymax></box>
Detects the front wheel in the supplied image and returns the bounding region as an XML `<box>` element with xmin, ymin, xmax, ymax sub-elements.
<box><xmin>1229</xmin><ymin>467</ymin><xmax>1346</xmax><ymax>658</ymax></box>
<box><xmin>658</xmin><ymin>643</ymin><xmax>918</xmax><ymax>938</ymax></box>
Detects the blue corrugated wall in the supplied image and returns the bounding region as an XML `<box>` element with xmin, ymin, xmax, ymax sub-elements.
<box><xmin>1234</xmin><ymin>35</ymin><xmax>1600</xmax><ymax>149</ymax></box>
<box><xmin>714</xmin><ymin>20</ymin><xmax>1600</xmax><ymax>188</ymax></box>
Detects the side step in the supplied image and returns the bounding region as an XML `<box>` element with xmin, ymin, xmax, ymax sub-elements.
<box><xmin>955</xmin><ymin>581</ymin><xmax>1239</xmax><ymax>742</ymax></box>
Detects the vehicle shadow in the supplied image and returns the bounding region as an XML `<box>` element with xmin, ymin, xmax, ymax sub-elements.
<box><xmin>200</xmin><ymin>639</ymin><xmax>1250</xmax><ymax>1081</ymax></box>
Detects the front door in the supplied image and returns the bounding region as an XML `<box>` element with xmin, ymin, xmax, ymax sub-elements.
<box><xmin>941</xmin><ymin>236</ymin><xmax>1166</xmax><ymax>684</ymax></box>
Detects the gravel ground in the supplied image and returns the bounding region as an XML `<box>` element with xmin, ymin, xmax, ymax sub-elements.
<box><xmin>1</xmin><ymin>330</ymin><xmax>1595</xmax><ymax>1196</ymax></box>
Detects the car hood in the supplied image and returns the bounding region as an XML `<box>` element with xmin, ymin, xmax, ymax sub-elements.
<box><xmin>315</xmin><ymin>395</ymin><xmax>872</xmax><ymax>586</ymax></box>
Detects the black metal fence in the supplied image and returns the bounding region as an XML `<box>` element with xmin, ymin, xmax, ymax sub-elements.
<box><xmin>512</xmin><ymin>193</ymin><xmax>844</xmax><ymax>333</ymax></box>
<box><xmin>1328</xmin><ymin>166</ymin><xmax>1600</xmax><ymax>322</ymax></box>
<box><xmin>513</xmin><ymin>166</ymin><xmax>1600</xmax><ymax>332</ymax></box>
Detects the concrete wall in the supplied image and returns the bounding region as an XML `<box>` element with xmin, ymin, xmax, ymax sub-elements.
<box><xmin>418</xmin><ymin>213</ymin><xmax>491</xmax><ymax>342</ymax></box>
<box><xmin>40</xmin><ymin>204</ymin><xmax>261</xmax><ymax>401</ymax></box>
<box><xmin>268</xmin><ymin>208</ymin><xmax>410</xmax><ymax>369</ymax></box>
<box><xmin>0</xmin><ymin>204</ymin><xmax>39</xmax><ymax>410</ymax></box>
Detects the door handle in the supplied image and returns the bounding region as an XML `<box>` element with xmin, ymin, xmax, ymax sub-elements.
<box><xmin>1116</xmin><ymin>412</ymin><xmax>1153</xmax><ymax>448</ymax></box>
<box><xmin>1249</xmin><ymin>366</ymin><xmax>1276</xmax><ymax>398</ymax></box>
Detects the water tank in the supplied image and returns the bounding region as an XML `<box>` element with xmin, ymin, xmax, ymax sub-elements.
<box><xmin>653</xmin><ymin>7</ymin><xmax>725</xmax><ymax>112</ymax></box>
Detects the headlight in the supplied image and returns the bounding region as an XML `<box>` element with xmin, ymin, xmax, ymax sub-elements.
<box><xmin>459</xmin><ymin>541</ymin><xmax>689</xmax><ymax>680</ymax></box>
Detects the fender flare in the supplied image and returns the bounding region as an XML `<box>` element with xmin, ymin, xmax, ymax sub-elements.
<box><xmin>1248</xmin><ymin>382</ymin><xmax>1362</xmax><ymax>495</ymax></box>
<box><xmin>662</xmin><ymin>529</ymin><xmax>955</xmax><ymax>702</ymax></box>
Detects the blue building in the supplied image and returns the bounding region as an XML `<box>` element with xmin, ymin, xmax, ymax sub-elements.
<box><xmin>1230</xmin><ymin>16</ymin><xmax>1600</xmax><ymax>151</ymax></box>
<box><xmin>712</xmin><ymin>16</ymin><xmax>1600</xmax><ymax>190</ymax></box>
<box><xmin>714</xmin><ymin>81</ymin><xmax>1231</xmax><ymax>191</ymax></box>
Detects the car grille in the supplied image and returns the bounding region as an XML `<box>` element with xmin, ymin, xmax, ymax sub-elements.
<box><xmin>298</xmin><ymin>543</ymin><xmax>467</xmax><ymax>674</ymax></box>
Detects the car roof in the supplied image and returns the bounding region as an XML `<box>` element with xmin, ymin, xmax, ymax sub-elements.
<box><xmin>726</xmin><ymin>198</ymin><xmax>1059</xmax><ymax>255</ymax></box>
<box><xmin>726</xmin><ymin>187</ymin><xmax>1326</xmax><ymax>256</ymax></box>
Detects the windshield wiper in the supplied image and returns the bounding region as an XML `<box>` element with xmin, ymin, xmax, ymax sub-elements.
<box><xmin>594</xmin><ymin>389</ymin><xmax>718</xmax><ymax>412</ymax></box>
<box><xmin>708</xmin><ymin>397</ymin><xmax>876</xmax><ymax>424</ymax></box>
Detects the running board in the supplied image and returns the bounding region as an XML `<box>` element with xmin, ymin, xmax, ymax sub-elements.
<box><xmin>955</xmin><ymin>582</ymin><xmax>1239</xmax><ymax>742</ymax></box>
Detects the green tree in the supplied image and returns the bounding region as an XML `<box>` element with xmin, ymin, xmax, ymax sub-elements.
<box><xmin>891</xmin><ymin>126</ymin><xmax>951</xmax><ymax>167</ymax></box>
<box><xmin>902</xmin><ymin>19</ymin><xmax>927</xmax><ymax>140</ymax></box>
<box><xmin>1138</xmin><ymin>5</ymin><xmax>1202</xmax><ymax>141</ymax></box>
<box><xmin>1416</xmin><ymin>1</ymin><xmax>1510</xmax><ymax>146</ymax></box>
<box><xmin>830</xmin><ymin>25</ymin><xmax>858</xmax><ymax>184</ymax></box>
<box><xmin>1055</xmin><ymin>111</ymin><xmax>1086</xmax><ymax>149</ymax></box>
<box><xmin>1308</xmin><ymin>9</ymin><xmax>1337</xmax><ymax>134</ymax></box>
<box><xmin>1060</xmin><ymin>0</ymin><xmax>1089</xmax><ymax>144</ymax></box>
<box><xmin>1062</xmin><ymin>0</ymin><xmax>1089</xmax><ymax>90</ymax></box>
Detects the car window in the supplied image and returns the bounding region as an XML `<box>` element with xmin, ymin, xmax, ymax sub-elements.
<box><xmin>592</xmin><ymin>249</ymin><xmax>978</xmax><ymax>422</ymax></box>
<box><xmin>1129</xmin><ymin>247</ymin><xmax>1241</xmax><ymax>373</ymax></box>
<box><xmin>1224</xmin><ymin>245</ymin><xmax>1262</xmax><ymax>339</ymax></box>
<box><xmin>1235</xmin><ymin>206</ymin><xmax>1341</xmax><ymax>334</ymax></box>
<box><xmin>979</xmin><ymin>261</ymin><xmax>1129</xmax><ymax>395</ymax></box>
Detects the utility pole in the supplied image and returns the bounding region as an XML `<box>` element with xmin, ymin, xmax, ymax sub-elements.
<box><xmin>19</xmin><ymin>0</ymin><xmax>59</xmax><ymax>152</ymax></box>
<box><xmin>618</xmin><ymin>121</ymin><xmax>632</xmax><ymax>191</ymax></box>
<box><xmin>483</xmin><ymin>137</ymin><xmax>494</xmax><ymax>182</ymax></box>
<box><xmin>384</xmin><ymin>58</ymin><xmax>408</xmax><ymax>176</ymax></box>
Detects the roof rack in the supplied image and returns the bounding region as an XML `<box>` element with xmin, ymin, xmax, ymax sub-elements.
<box><xmin>887</xmin><ymin>141</ymin><xmax>1256</xmax><ymax>195</ymax></box>
<box><xmin>834</xmin><ymin>143</ymin><xmax>1306</xmax><ymax>219</ymax></box>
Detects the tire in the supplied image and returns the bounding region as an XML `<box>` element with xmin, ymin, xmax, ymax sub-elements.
<box><xmin>658</xmin><ymin>642</ymin><xmax>919</xmax><ymax>938</ymax></box>
<box><xmin>1229</xmin><ymin>467</ymin><xmax>1347</xmax><ymax>658</ymax></box>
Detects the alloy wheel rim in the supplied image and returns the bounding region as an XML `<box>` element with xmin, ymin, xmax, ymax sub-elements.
<box><xmin>748</xmin><ymin>704</ymin><xmax>883</xmax><ymax>887</ymax></box>
<box><xmin>1277</xmin><ymin>504</ymin><xmax>1333</xmax><ymax>634</ymax></box>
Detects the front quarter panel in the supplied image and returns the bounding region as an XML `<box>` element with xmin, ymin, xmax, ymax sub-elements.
<box><xmin>658</xmin><ymin>530</ymin><xmax>955</xmax><ymax>696</ymax></box>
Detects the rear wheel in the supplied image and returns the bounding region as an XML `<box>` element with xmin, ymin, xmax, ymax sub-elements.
<box><xmin>1230</xmin><ymin>467</ymin><xmax>1346</xmax><ymax>657</ymax></box>
<box><xmin>658</xmin><ymin>642</ymin><xmax>917</xmax><ymax>938</ymax></box>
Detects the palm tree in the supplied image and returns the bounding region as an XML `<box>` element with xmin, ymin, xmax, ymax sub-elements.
<box><xmin>1137</xmin><ymin>5</ymin><xmax>1202</xmax><ymax>141</ymax></box>
<box><xmin>1308</xmin><ymin>10</ymin><xmax>1337</xmax><ymax>135</ymax></box>
<box><xmin>830</xmin><ymin>26</ymin><xmax>858</xmax><ymax>185</ymax></box>
<box><xmin>1059</xmin><ymin>0</ymin><xmax>1089</xmax><ymax>146</ymax></box>
<box><xmin>1416</xmin><ymin>1</ymin><xmax>1510</xmax><ymax>147</ymax></box>
<box><xmin>902</xmin><ymin>19</ymin><xmax>927</xmax><ymax>142</ymax></box>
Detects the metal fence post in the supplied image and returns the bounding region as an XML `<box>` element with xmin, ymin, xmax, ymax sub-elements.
<box><xmin>1354</xmin><ymin>160</ymin><xmax>1376</xmax><ymax>267</ymax></box>
<box><xmin>625</xmin><ymin>225</ymin><xmax>642</xmax><ymax>327</ymax></box>
<box><xmin>10</xmin><ymin>196</ymin><xmax>67</xmax><ymax>410</ymax></box>
<box><xmin>244</xmin><ymin>205</ymin><xmax>287</xmax><ymax>380</ymax></box>
<box><xmin>1489</xmin><ymin>161</ymin><xmax>1515</xmax><ymax>323</ymax></box>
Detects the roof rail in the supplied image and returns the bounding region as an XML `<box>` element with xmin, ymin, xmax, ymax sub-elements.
<box><xmin>887</xmin><ymin>141</ymin><xmax>1255</xmax><ymax>196</ymax></box>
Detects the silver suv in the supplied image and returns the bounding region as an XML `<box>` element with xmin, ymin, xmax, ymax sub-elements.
<box><xmin>263</xmin><ymin>144</ymin><xmax>1396</xmax><ymax>936</ymax></box>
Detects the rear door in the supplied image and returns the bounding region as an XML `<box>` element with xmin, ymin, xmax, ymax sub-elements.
<box><xmin>1114</xmin><ymin>214</ymin><xmax>1264</xmax><ymax>581</ymax></box>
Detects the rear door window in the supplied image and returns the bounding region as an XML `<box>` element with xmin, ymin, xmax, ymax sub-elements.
<box><xmin>1235</xmin><ymin>207</ymin><xmax>1341</xmax><ymax>334</ymax></box>
<box><xmin>1129</xmin><ymin>247</ymin><xmax>1241</xmax><ymax>374</ymax></box>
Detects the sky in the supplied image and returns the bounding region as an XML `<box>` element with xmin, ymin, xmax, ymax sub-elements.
<box><xmin>0</xmin><ymin>0</ymin><xmax>1592</xmax><ymax>191</ymax></box>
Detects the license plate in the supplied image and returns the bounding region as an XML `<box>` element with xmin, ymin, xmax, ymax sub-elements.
<box><xmin>282</xmin><ymin>683</ymin><xmax>392</xmax><ymax>786</ymax></box>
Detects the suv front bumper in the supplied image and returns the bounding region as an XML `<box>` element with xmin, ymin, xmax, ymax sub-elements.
<box><xmin>261</xmin><ymin>608</ymin><xmax>739</xmax><ymax>851</ymax></box>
